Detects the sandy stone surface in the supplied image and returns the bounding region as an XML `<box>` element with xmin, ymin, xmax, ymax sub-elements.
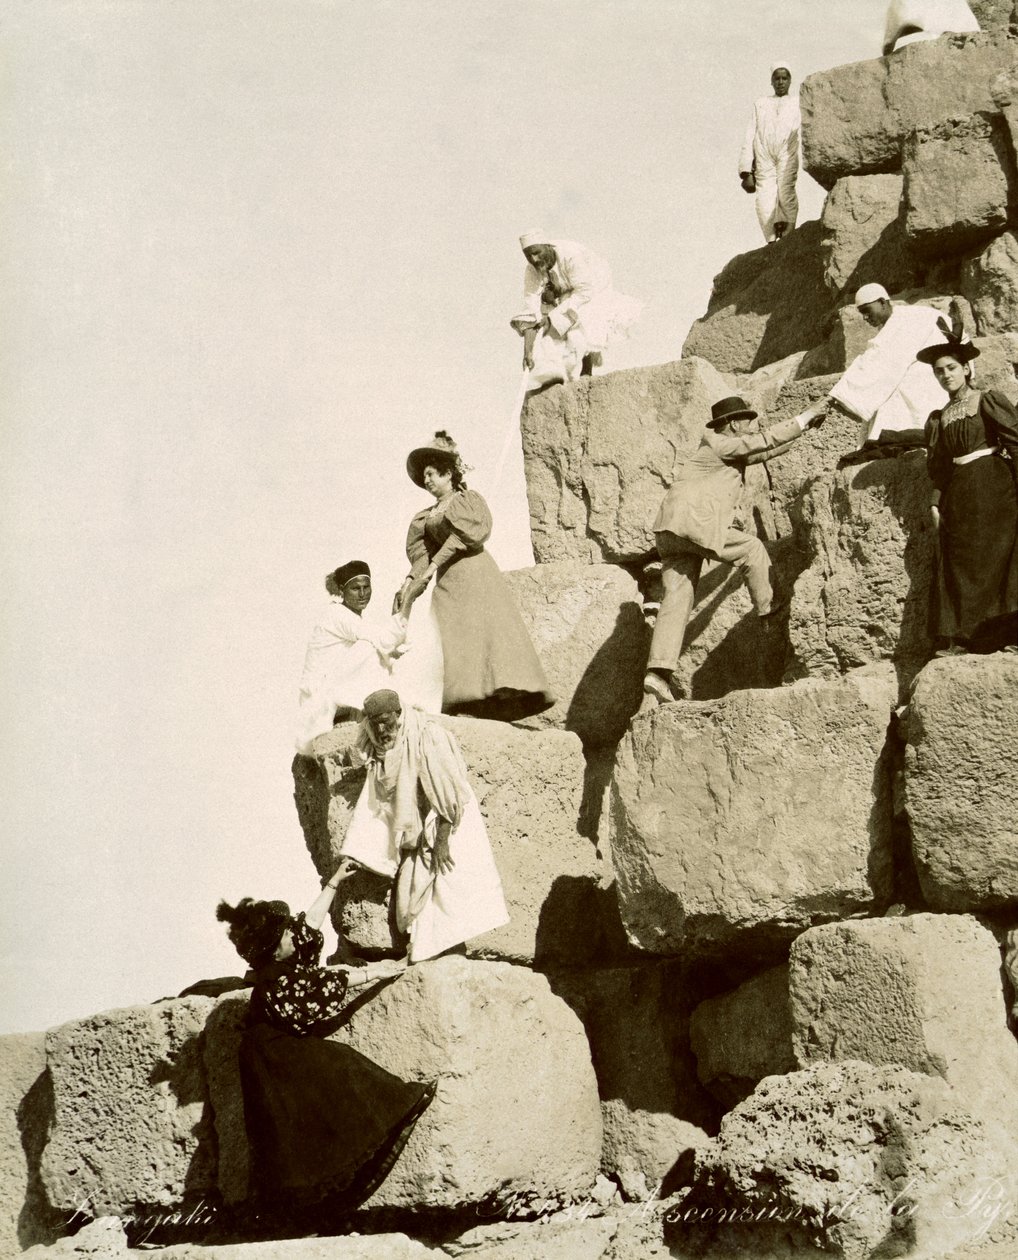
<box><xmin>0</xmin><ymin>1031</ymin><xmax>62</xmax><ymax>1255</ymax></box>
<box><xmin>681</xmin><ymin>222</ymin><xmax>832</xmax><ymax>374</ymax></box>
<box><xmin>904</xmin><ymin>654</ymin><xmax>1018</xmax><ymax>910</ymax></box>
<box><xmin>157</xmin><ymin>1236</ymin><xmax>439</xmax><ymax>1259</ymax></box>
<box><xmin>790</xmin><ymin>914</ymin><xmax>1018</xmax><ymax>1143</ymax></box>
<box><xmin>207</xmin><ymin>957</ymin><xmax>602</xmax><ymax>1211</ymax></box>
<box><xmin>801</xmin><ymin>36</ymin><xmax>1017</xmax><ymax>188</ymax></box>
<box><xmin>819</xmin><ymin>173</ymin><xmax>917</xmax><ymax>300</ymax></box>
<box><xmin>961</xmin><ymin>231</ymin><xmax>1018</xmax><ymax>332</ymax></box>
<box><xmin>520</xmin><ymin>357</ymin><xmax>730</xmax><ymax>564</ymax></box>
<box><xmin>902</xmin><ymin>112</ymin><xmax>1015</xmax><ymax>255</ymax></box>
<box><xmin>443</xmin><ymin>1215</ymin><xmax>618</xmax><ymax>1259</ymax></box>
<box><xmin>673</xmin><ymin>1061</ymin><xmax>1017</xmax><ymax>1260</ymax></box>
<box><xmin>689</xmin><ymin>964</ymin><xmax>795</xmax><ymax>1108</ymax></box>
<box><xmin>503</xmin><ymin>563</ymin><xmax>649</xmax><ymax>747</ymax></box>
<box><xmin>40</xmin><ymin>997</ymin><xmax>216</xmax><ymax>1217</ymax></box>
<box><xmin>608</xmin><ymin>669</ymin><xmax>896</xmax><ymax>959</ymax></box>
<box><xmin>294</xmin><ymin>717</ymin><xmax>619</xmax><ymax>967</ymax></box>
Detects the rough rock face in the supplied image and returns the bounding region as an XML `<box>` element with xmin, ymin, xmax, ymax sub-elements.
<box><xmin>206</xmin><ymin>957</ymin><xmax>602</xmax><ymax>1210</ymax></box>
<box><xmin>819</xmin><ymin>173</ymin><xmax>919</xmax><ymax>299</ymax></box>
<box><xmin>673</xmin><ymin>1061</ymin><xmax>1017</xmax><ymax>1260</ymax></box>
<box><xmin>790</xmin><ymin>914</ymin><xmax>1018</xmax><ymax>1145</ymax></box>
<box><xmin>961</xmin><ymin>230</ymin><xmax>1018</xmax><ymax>332</ymax></box>
<box><xmin>294</xmin><ymin>718</ymin><xmax>618</xmax><ymax>967</ymax></box>
<box><xmin>549</xmin><ymin>964</ymin><xmax>717</xmax><ymax>1200</ymax></box>
<box><xmin>445</xmin><ymin>1216</ymin><xmax>619</xmax><ymax>1259</ymax></box>
<box><xmin>689</xmin><ymin>965</ymin><xmax>795</xmax><ymax>1108</ymax></box>
<box><xmin>681</xmin><ymin>222</ymin><xmax>832</xmax><ymax>374</ymax></box>
<box><xmin>503</xmin><ymin>563</ymin><xmax>649</xmax><ymax>746</ymax></box>
<box><xmin>0</xmin><ymin>1032</ymin><xmax>60</xmax><ymax>1256</ymax></box>
<box><xmin>608</xmin><ymin>669</ymin><xmax>896</xmax><ymax>959</ymax></box>
<box><xmin>40</xmin><ymin>998</ymin><xmax>216</xmax><ymax>1217</ymax></box>
<box><xmin>902</xmin><ymin>111</ymin><xmax>1017</xmax><ymax>255</ymax></box>
<box><xmin>520</xmin><ymin>357</ymin><xmax>730</xmax><ymax>564</ymax></box>
<box><xmin>801</xmin><ymin>35</ymin><xmax>1018</xmax><ymax>188</ymax></box>
<box><xmin>159</xmin><ymin>1236</ymin><xmax>439</xmax><ymax>1259</ymax></box>
<box><xmin>788</xmin><ymin>452</ymin><xmax>936</xmax><ymax>682</ymax></box>
<box><xmin>904</xmin><ymin>654</ymin><xmax>1018</xmax><ymax>910</ymax></box>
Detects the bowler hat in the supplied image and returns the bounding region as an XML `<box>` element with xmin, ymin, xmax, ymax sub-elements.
<box><xmin>708</xmin><ymin>396</ymin><xmax>758</xmax><ymax>429</ymax></box>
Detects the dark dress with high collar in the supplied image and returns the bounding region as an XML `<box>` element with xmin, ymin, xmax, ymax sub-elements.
<box><xmin>239</xmin><ymin>913</ymin><xmax>434</xmax><ymax>1210</ymax></box>
<box><xmin>925</xmin><ymin>389</ymin><xmax>1018</xmax><ymax>648</ymax></box>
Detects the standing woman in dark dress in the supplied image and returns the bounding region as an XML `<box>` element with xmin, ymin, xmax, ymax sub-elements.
<box><xmin>916</xmin><ymin>333</ymin><xmax>1018</xmax><ymax>655</ymax></box>
<box><xmin>396</xmin><ymin>431</ymin><xmax>554</xmax><ymax>720</ymax></box>
<box><xmin>216</xmin><ymin>863</ymin><xmax>436</xmax><ymax>1214</ymax></box>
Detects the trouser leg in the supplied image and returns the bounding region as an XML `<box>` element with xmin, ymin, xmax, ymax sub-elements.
<box><xmin>774</xmin><ymin>151</ymin><xmax>798</xmax><ymax>232</ymax></box>
<box><xmin>713</xmin><ymin>528</ymin><xmax>773</xmax><ymax>613</ymax></box>
<box><xmin>754</xmin><ymin>158</ymin><xmax>778</xmax><ymax>241</ymax></box>
<box><xmin>647</xmin><ymin>535</ymin><xmax>704</xmax><ymax>671</ymax></box>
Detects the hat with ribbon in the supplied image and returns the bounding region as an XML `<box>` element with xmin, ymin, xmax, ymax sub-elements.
<box><xmin>406</xmin><ymin>430</ymin><xmax>466</xmax><ymax>488</ymax></box>
<box><xmin>915</xmin><ymin>303</ymin><xmax>980</xmax><ymax>365</ymax></box>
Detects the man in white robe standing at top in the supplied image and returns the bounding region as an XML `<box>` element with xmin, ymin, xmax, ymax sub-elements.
<box><xmin>739</xmin><ymin>61</ymin><xmax>800</xmax><ymax>244</ymax></box>
<box><xmin>509</xmin><ymin>231</ymin><xmax>640</xmax><ymax>387</ymax></box>
<box><xmin>823</xmin><ymin>283</ymin><xmax>949</xmax><ymax>460</ymax></box>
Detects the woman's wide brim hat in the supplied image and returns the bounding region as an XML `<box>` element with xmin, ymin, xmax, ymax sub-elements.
<box><xmin>707</xmin><ymin>395</ymin><xmax>758</xmax><ymax>429</ymax></box>
<box><xmin>915</xmin><ymin>339</ymin><xmax>980</xmax><ymax>365</ymax></box>
<box><xmin>406</xmin><ymin>431</ymin><xmax>462</xmax><ymax>487</ymax></box>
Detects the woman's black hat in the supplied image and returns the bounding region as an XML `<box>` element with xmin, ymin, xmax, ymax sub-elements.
<box><xmin>216</xmin><ymin>897</ymin><xmax>291</xmax><ymax>967</ymax></box>
<box><xmin>406</xmin><ymin>430</ymin><xmax>463</xmax><ymax>488</ymax></box>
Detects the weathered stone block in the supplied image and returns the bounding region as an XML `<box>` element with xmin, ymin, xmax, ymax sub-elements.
<box><xmin>159</xmin><ymin>1233</ymin><xmax>439</xmax><ymax>1259</ymax></box>
<box><xmin>790</xmin><ymin>914</ymin><xmax>1018</xmax><ymax>1141</ymax></box>
<box><xmin>294</xmin><ymin>718</ymin><xmax>614</xmax><ymax>967</ymax></box>
<box><xmin>549</xmin><ymin>964</ymin><xmax>717</xmax><ymax>1200</ymax></box>
<box><xmin>673</xmin><ymin>1061</ymin><xmax>1017</xmax><ymax>1259</ymax></box>
<box><xmin>40</xmin><ymin>998</ymin><xmax>216</xmax><ymax>1217</ymax></box>
<box><xmin>207</xmin><ymin>958</ymin><xmax>602</xmax><ymax>1210</ymax></box>
<box><xmin>801</xmin><ymin>36</ymin><xmax>1017</xmax><ymax>188</ymax></box>
<box><xmin>689</xmin><ymin>964</ymin><xmax>795</xmax><ymax>1108</ymax></box>
<box><xmin>960</xmin><ymin>229</ymin><xmax>1018</xmax><ymax>331</ymax></box>
<box><xmin>903</xmin><ymin>111</ymin><xmax>1017</xmax><ymax>255</ymax></box>
<box><xmin>904</xmin><ymin>654</ymin><xmax>1018</xmax><ymax>910</ymax></box>
<box><xmin>820</xmin><ymin>173</ymin><xmax>919</xmax><ymax>299</ymax></box>
<box><xmin>503</xmin><ymin>563</ymin><xmax>649</xmax><ymax>747</ymax></box>
<box><xmin>681</xmin><ymin>221</ymin><xmax>833</xmax><ymax>374</ymax></box>
<box><xmin>608</xmin><ymin>669</ymin><xmax>896</xmax><ymax>959</ymax></box>
<box><xmin>0</xmin><ymin>1032</ymin><xmax>61</xmax><ymax>1255</ymax></box>
<box><xmin>521</xmin><ymin>357</ymin><xmax>730</xmax><ymax>564</ymax></box>
<box><xmin>445</xmin><ymin>1217</ymin><xmax>619</xmax><ymax>1259</ymax></box>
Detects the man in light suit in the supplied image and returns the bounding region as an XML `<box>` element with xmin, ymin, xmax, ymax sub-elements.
<box><xmin>642</xmin><ymin>395</ymin><xmax>825</xmax><ymax>704</ymax></box>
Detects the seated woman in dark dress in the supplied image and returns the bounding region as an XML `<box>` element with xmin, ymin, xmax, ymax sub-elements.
<box><xmin>915</xmin><ymin>331</ymin><xmax>1018</xmax><ymax>656</ymax></box>
<box><xmin>217</xmin><ymin>861</ymin><xmax>436</xmax><ymax>1214</ymax></box>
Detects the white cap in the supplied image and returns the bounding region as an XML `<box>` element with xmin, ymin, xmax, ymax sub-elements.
<box><xmin>520</xmin><ymin>230</ymin><xmax>550</xmax><ymax>249</ymax></box>
<box><xmin>855</xmin><ymin>282</ymin><xmax>890</xmax><ymax>306</ymax></box>
<box><xmin>770</xmin><ymin>60</ymin><xmax>791</xmax><ymax>74</ymax></box>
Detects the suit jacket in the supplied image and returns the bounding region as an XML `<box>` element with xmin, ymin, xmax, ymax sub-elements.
<box><xmin>653</xmin><ymin>416</ymin><xmax>806</xmax><ymax>555</ymax></box>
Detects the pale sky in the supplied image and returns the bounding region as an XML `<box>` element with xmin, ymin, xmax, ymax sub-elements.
<box><xmin>1</xmin><ymin>0</ymin><xmax>890</xmax><ymax>1034</ymax></box>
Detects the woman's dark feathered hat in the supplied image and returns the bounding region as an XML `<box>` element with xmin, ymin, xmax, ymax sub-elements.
<box><xmin>915</xmin><ymin>301</ymin><xmax>980</xmax><ymax>365</ymax></box>
<box><xmin>406</xmin><ymin>430</ymin><xmax>466</xmax><ymax>488</ymax></box>
<box><xmin>217</xmin><ymin>897</ymin><xmax>291</xmax><ymax>967</ymax></box>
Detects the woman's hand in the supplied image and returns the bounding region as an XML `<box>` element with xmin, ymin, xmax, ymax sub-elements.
<box><xmin>324</xmin><ymin>858</ymin><xmax>358</xmax><ymax>891</ymax></box>
<box><xmin>392</xmin><ymin>579</ymin><xmax>412</xmax><ymax>616</ymax></box>
<box><xmin>399</xmin><ymin>572</ymin><xmax>431</xmax><ymax>617</ymax></box>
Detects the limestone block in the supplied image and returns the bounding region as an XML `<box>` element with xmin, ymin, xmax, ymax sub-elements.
<box><xmin>40</xmin><ymin>998</ymin><xmax>216</xmax><ymax>1217</ymax></box>
<box><xmin>0</xmin><ymin>1031</ymin><xmax>61</xmax><ymax>1256</ymax></box>
<box><xmin>549</xmin><ymin>965</ymin><xmax>717</xmax><ymax>1200</ymax></box>
<box><xmin>444</xmin><ymin>1217</ymin><xmax>618</xmax><ymax>1259</ymax></box>
<box><xmin>608</xmin><ymin>669</ymin><xmax>896</xmax><ymax>959</ymax></box>
<box><xmin>502</xmin><ymin>563</ymin><xmax>649</xmax><ymax>747</ymax></box>
<box><xmin>520</xmin><ymin>357</ymin><xmax>730</xmax><ymax>564</ymax></box>
<box><xmin>960</xmin><ymin>229</ymin><xmax>1018</xmax><ymax>331</ymax></box>
<box><xmin>689</xmin><ymin>965</ymin><xmax>795</xmax><ymax>1108</ymax></box>
<box><xmin>22</xmin><ymin>1216</ymin><xmax>128</xmax><ymax>1257</ymax></box>
<box><xmin>904</xmin><ymin>654</ymin><xmax>1018</xmax><ymax>909</ymax></box>
<box><xmin>789</xmin><ymin>914</ymin><xmax>1018</xmax><ymax>1142</ymax></box>
<box><xmin>801</xmin><ymin>36</ymin><xmax>1017</xmax><ymax>188</ymax></box>
<box><xmin>294</xmin><ymin>718</ymin><xmax>615</xmax><ymax>967</ymax></box>
<box><xmin>971</xmin><ymin>0</ymin><xmax>1018</xmax><ymax>33</ymax></box>
<box><xmin>902</xmin><ymin>112</ymin><xmax>1016</xmax><ymax>255</ymax></box>
<box><xmin>820</xmin><ymin>173</ymin><xmax>920</xmax><ymax>299</ymax></box>
<box><xmin>788</xmin><ymin>453</ymin><xmax>937</xmax><ymax>681</ymax></box>
<box><xmin>206</xmin><ymin>957</ymin><xmax>602</xmax><ymax>1210</ymax></box>
<box><xmin>672</xmin><ymin>1061</ymin><xmax>1017</xmax><ymax>1260</ymax></box>
<box><xmin>157</xmin><ymin>1235</ymin><xmax>437</xmax><ymax>1259</ymax></box>
<box><xmin>681</xmin><ymin>221</ymin><xmax>832</xmax><ymax>374</ymax></box>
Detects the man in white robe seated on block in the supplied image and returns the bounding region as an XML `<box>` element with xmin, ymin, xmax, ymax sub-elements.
<box><xmin>340</xmin><ymin>689</ymin><xmax>509</xmax><ymax>964</ymax></box>
<box><xmin>824</xmin><ymin>283</ymin><xmax>950</xmax><ymax>463</ymax></box>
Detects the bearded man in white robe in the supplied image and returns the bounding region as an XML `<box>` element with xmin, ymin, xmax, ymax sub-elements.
<box><xmin>826</xmin><ymin>283</ymin><xmax>949</xmax><ymax>456</ymax></box>
<box><xmin>739</xmin><ymin>62</ymin><xmax>800</xmax><ymax>244</ymax></box>
<box><xmin>340</xmin><ymin>690</ymin><xmax>509</xmax><ymax>963</ymax></box>
<box><xmin>509</xmin><ymin>232</ymin><xmax>640</xmax><ymax>387</ymax></box>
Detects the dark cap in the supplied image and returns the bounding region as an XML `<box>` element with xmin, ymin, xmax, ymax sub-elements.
<box><xmin>330</xmin><ymin>560</ymin><xmax>370</xmax><ymax>589</ymax></box>
<box><xmin>362</xmin><ymin>689</ymin><xmax>402</xmax><ymax>718</ymax></box>
<box><xmin>708</xmin><ymin>395</ymin><xmax>758</xmax><ymax>430</ymax></box>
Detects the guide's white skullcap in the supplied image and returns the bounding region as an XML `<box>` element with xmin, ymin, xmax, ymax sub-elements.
<box><xmin>519</xmin><ymin>230</ymin><xmax>550</xmax><ymax>249</ymax></box>
<box><xmin>855</xmin><ymin>282</ymin><xmax>890</xmax><ymax>306</ymax></box>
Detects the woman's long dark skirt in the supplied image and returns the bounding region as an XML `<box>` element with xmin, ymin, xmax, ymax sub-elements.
<box><xmin>935</xmin><ymin>454</ymin><xmax>1018</xmax><ymax>644</ymax></box>
<box><xmin>239</xmin><ymin>1023</ymin><xmax>433</xmax><ymax>1209</ymax></box>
